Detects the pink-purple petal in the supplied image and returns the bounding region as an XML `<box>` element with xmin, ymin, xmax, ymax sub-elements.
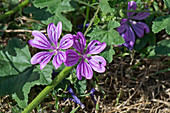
<box><xmin>64</xmin><ymin>50</ymin><xmax>80</xmax><ymax>66</ymax></box>
<box><xmin>76</xmin><ymin>60</ymin><xmax>93</xmax><ymax>80</ymax></box>
<box><xmin>88</xmin><ymin>56</ymin><xmax>106</xmax><ymax>73</ymax></box>
<box><xmin>52</xmin><ymin>51</ymin><xmax>66</xmax><ymax>69</ymax></box>
<box><xmin>59</xmin><ymin>34</ymin><xmax>73</xmax><ymax>49</ymax></box>
<box><xmin>130</xmin><ymin>11</ymin><xmax>150</xmax><ymax>20</ymax></box>
<box><xmin>30</xmin><ymin>51</ymin><xmax>55</xmax><ymax>70</ymax></box>
<box><xmin>122</xmin><ymin>25</ymin><xmax>135</xmax><ymax>49</ymax></box>
<box><xmin>124</xmin><ymin>25</ymin><xmax>135</xmax><ymax>44</ymax></box>
<box><xmin>73</xmin><ymin>32</ymin><xmax>86</xmax><ymax>54</ymax></box>
<box><xmin>47</xmin><ymin>23</ymin><xmax>58</xmax><ymax>46</ymax></box>
<box><xmin>117</xmin><ymin>23</ymin><xmax>126</xmax><ymax>34</ymax></box>
<box><xmin>130</xmin><ymin>21</ymin><xmax>145</xmax><ymax>38</ymax></box>
<box><xmin>127</xmin><ymin>1</ymin><xmax>137</xmax><ymax>17</ymax></box>
<box><xmin>138</xmin><ymin>22</ymin><xmax>150</xmax><ymax>33</ymax></box>
<box><xmin>56</xmin><ymin>21</ymin><xmax>62</xmax><ymax>39</ymax></box>
<box><xmin>85</xmin><ymin>40</ymin><xmax>106</xmax><ymax>54</ymax></box>
<box><xmin>29</xmin><ymin>30</ymin><xmax>51</xmax><ymax>50</ymax></box>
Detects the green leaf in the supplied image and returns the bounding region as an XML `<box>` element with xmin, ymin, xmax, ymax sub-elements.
<box><xmin>59</xmin><ymin>0</ymin><xmax>77</xmax><ymax>12</ymax></box>
<box><xmin>33</xmin><ymin>0</ymin><xmax>61</xmax><ymax>14</ymax></box>
<box><xmin>24</xmin><ymin>6</ymin><xmax>52</xmax><ymax>30</ymax></box>
<box><xmin>108</xmin><ymin>21</ymin><xmax>120</xmax><ymax>29</ymax></box>
<box><xmin>87</xmin><ymin>27</ymin><xmax>125</xmax><ymax>45</ymax></box>
<box><xmin>74</xmin><ymin>78</ymin><xmax>86</xmax><ymax>94</ymax></box>
<box><xmin>99</xmin><ymin>0</ymin><xmax>114</xmax><ymax>14</ymax></box>
<box><xmin>11</xmin><ymin>106</ymin><xmax>22</xmax><ymax>113</ymax></box>
<box><xmin>163</xmin><ymin>0</ymin><xmax>170</xmax><ymax>9</ymax></box>
<box><xmin>0</xmin><ymin>38</ymin><xmax>53</xmax><ymax>108</ymax></box>
<box><xmin>155</xmin><ymin>39</ymin><xmax>170</xmax><ymax>56</ymax></box>
<box><xmin>66</xmin><ymin>68</ymin><xmax>77</xmax><ymax>84</ymax></box>
<box><xmin>24</xmin><ymin>6</ymin><xmax>72</xmax><ymax>31</ymax></box>
<box><xmin>0</xmin><ymin>38</ymin><xmax>31</xmax><ymax>77</ymax></box>
<box><xmin>33</xmin><ymin>0</ymin><xmax>76</xmax><ymax>31</ymax></box>
<box><xmin>152</xmin><ymin>15</ymin><xmax>170</xmax><ymax>35</ymax></box>
<box><xmin>45</xmin><ymin>12</ymin><xmax>72</xmax><ymax>32</ymax></box>
<box><xmin>148</xmin><ymin>32</ymin><xmax>156</xmax><ymax>46</ymax></box>
<box><xmin>33</xmin><ymin>0</ymin><xmax>76</xmax><ymax>14</ymax></box>
<box><xmin>93</xmin><ymin>16</ymin><xmax>100</xmax><ymax>26</ymax></box>
<box><xmin>134</xmin><ymin>35</ymin><xmax>148</xmax><ymax>51</ymax></box>
<box><xmin>24</xmin><ymin>6</ymin><xmax>52</xmax><ymax>21</ymax></box>
<box><xmin>0</xmin><ymin>65</ymin><xmax>52</xmax><ymax>108</ymax></box>
<box><xmin>100</xmin><ymin>45</ymin><xmax>115</xmax><ymax>63</ymax></box>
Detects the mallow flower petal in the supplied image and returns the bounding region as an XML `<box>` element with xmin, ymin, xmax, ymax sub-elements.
<box><xmin>130</xmin><ymin>11</ymin><xmax>150</xmax><ymax>20</ymax></box>
<box><xmin>124</xmin><ymin>25</ymin><xmax>135</xmax><ymax>45</ymax></box>
<box><xmin>47</xmin><ymin>23</ymin><xmax>58</xmax><ymax>46</ymax></box>
<box><xmin>30</xmin><ymin>51</ymin><xmax>55</xmax><ymax>70</ymax></box>
<box><xmin>56</xmin><ymin>21</ymin><xmax>62</xmax><ymax>39</ymax></box>
<box><xmin>127</xmin><ymin>1</ymin><xmax>137</xmax><ymax>17</ymax></box>
<box><xmin>76</xmin><ymin>60</ymin><xmax>93</xmax><ymax>80</ymax></box>
<box><xmin>67</xmin><ymin>86</ymin><xmax>85</xmax><ymax>109</ymax></box>
<box><xmin>122</xmin><ymin>25</ymin><xmax>135</xmax><ymax>50</ymax></box>
<box><xmin>52</xmin><ymin>51</ymin><xmax>66</xmax><ymax>69</ymax></box>
<box><xmin>138</xmin><ymin>22</ymin><xmax>150</xmax><ymax>33</ymax></box>
<box><xmin>85</xmin><ymin>40</ymin><xmax>106</xmax><ymax>54</ymax></box>
<box><xmin>59</xmin><ymin>34</ymin><xmax>73</xmax><ymax>49</ymax></box>
<box><xmin>90</xmin><ymin>88</ymin><xmax>97</xmax><ymax>104</ymax></box>
<box><xmin>88</xmin><ymin>56</ymin><xmax>106</xmax><ymax>73</ymax></box>
<box><xmin>29</xmin><ymin>30</ymin><xmax>51</xmax><ymax>50</ymax></box>
<box><xmin>130</xmin><ymin>21</ymin><xmax>145</xmax><ymax>38</ymax></box>
<box><xmin>64</xmin><ymin>50</ymin><xmax>79</xmax><ymax>66</ymax></box>
<box><xmin>123</xmin><ymin>43</ymin><xmax>133</xmax><ymax>50</ymax></box>
<box><xmin>117</xmin><ymin>23</ymin><xmax>126</xmax><ymax>34</ymax></box>
<box><xmin>73</xmin><ymin>32</ymin><xmax>86</xmax><ymax>54</ymax></box>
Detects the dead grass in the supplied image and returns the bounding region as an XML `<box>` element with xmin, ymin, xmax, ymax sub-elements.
<box><xmin>0</xmin><ymin>52</ymin><xmax>170</xmax><ymax>113</ymax></box>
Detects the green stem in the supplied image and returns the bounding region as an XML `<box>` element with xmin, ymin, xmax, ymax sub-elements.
<box><xmin>0</xmin><ymin>0</ymin><xmax>29</xmax><ymax>20</ymax></box>
<box><xmin>84</xmin><ymin>6</ymin><xmax>100</xmax><ymax>36</ymax></box>
<box><xmin>82</xmin><ymin>2</ymin><xmax>90</xmax><ymax>32</ymax></box>
<box><xmin>22</xmin><ymin>66</ymin><xmax>73</xmax><ymax>113</ymax></box>
<box><xmin>123</xmin><ymin>10</ymin><xmax>169</xmax><ymax>14</ymax></box>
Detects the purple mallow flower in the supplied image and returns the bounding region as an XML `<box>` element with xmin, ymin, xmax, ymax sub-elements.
<box><xmin>67</xmin><ymin>86</ymin><xmax>85</xmax><ymax>109</ymax></box>
<box><xmin>29</xmin><ymin>22</ymin><xmax>73</xmax><ymax>70</ymax></box>
<box><xmin>64</xmin><ymin>32</ymin><xmax>107</xmax><ymax>80</ymax></box>
<box><xmin>90</xmin><ymin>88</ymin><xmax>97</xmax><ymax>104</ymax></box>
<box><xmin>117</xmin><ymin>1</ymin><xmax>150</xmax><ymax>50</ymax></box>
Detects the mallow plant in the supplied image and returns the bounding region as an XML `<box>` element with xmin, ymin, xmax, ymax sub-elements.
<box><xmin>0</xmin><ymin>0</ymin><xmax>169</xmax><ymax>112</ymax></box>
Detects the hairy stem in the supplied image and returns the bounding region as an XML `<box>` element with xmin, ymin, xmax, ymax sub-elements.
<box><xmin>84</xmin><ymin>6</ymin><xmax>100</xmax><ymax>36</ymax></box>
<box><xmin>0</xmin><ymin>0</ymin><xmax>29</xmax><ymax>20</ymax></box>
<box><xmin>22</xmin><ymin>67</ymin><xmax>72</xmax><ymax>113</ymax></box>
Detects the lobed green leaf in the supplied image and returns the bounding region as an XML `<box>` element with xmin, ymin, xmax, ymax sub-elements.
<box><xmin>0</xmin><ymin>38</ymin><xmax>53</xmax><ymax>108</ymax></box>
<box><xmin>152</xmin><ymin>15</ymin><xmax>170</xmax><ymax>35</ymax></box>
<box><xmin>99</xmin><ymin>0</ymin><xmax>114</xmax><ymax>14</ymax></box>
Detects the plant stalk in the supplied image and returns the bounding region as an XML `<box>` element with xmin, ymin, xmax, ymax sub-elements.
<box><xmin>84</xmin><ymin>6</ymin><xmax>100</xmax><ymax>36</ymax></box>
<box><xmin>22</xmin><ymin>66</ymin><xmax>73</xmax><ymax>113</ymax></box>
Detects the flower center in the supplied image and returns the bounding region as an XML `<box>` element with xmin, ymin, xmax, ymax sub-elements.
<box><xmin>51</xmin><ymin>46</ymin><xmax>60</xmax><ymax>54</ymax></box>
<box><xmin>55</xmin><ymin>46</ymin><xmax>60</xmax><ymax>52</ymax></box>
<box><xmin>80</xmin><ymin>54</ymin><xmax>87</xmax><ymax>60</ymax></box>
